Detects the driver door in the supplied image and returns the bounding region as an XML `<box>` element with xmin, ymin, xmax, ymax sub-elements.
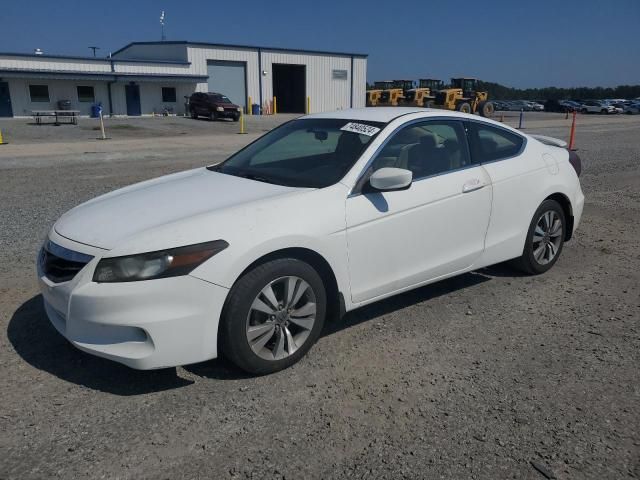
<box><xmin>345</xmin><ymin>119</ymin><xmax>492</xmax><ymax>303</ymax></box>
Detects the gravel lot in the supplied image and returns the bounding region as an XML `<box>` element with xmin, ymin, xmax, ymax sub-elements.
<box><xmin>1</xmin><ymin>112</ymin><xmax>638</xmax><ymax>479</ymax></box>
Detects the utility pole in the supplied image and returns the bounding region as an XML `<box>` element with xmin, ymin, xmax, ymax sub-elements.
<box><xmin>88</xmin><ymin>46</ymin><xmax>100</xmax><ymax>57</ymax></box>
<box><xmin>160</xmin><ymin>11</ymin><xmax>166</xmax><ymax>41</ymax></box>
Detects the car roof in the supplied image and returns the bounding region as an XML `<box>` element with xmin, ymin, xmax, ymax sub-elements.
<box><xmin>305</xmin><ymin>107</ymin><xmax>472</xmax><ymax>123</ymax></box>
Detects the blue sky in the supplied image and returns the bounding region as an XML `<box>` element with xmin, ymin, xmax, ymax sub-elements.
<box><xmin>2</xmin><ymin>0</ymin><xmax>638</xmax><ymax>88</ymax></box>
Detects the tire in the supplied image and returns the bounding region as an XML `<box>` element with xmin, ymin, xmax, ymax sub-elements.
<box><xmin>209</xmin><ymin>111</ymin><xmax>217</xmax><ymax>121</ymax></box>
<box><xmin>220</xmin><ymin>258</ymin><xmax>327</xmax><ymax>375</ymax></box>
<box><xmin>232</xmin><ymin>113</ymin><xmax>240</xmax><ymax>122</ymax></box>
<box><xmin>601</xmin><ymin>109</ymin><xmax>608</xmax><ymax>115</ymax></box>
<box><xmin>190</xmin><ymin>109</ymin><xmax>198</xmax><ymax>119</ymax></box>
<box><xmin>456</xmin><ymin>102</ymin><xmax>472</xmax><ymax>114</ymax></box>
<box><xmin>478</xmin><ymin>101</ymin><xmax>495</xmax><ymax>117</ymax></box>
<box><xmin>512</xmin><ymin>199</ymin><xmax>566</xmax><ymax>275</ymax></box>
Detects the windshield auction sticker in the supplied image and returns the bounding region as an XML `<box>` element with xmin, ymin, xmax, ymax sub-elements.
<box><xmin>340</xmin><ymin>122</ymin><xmax>381</xmax><ymax>136</ymax></box>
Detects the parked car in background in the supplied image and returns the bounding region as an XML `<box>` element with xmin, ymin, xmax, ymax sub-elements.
<box><xmin>581</xmin><ymin>100</ymin><xmax>617</xmax><ymax>114</ymax></box>
<box><xmin>189</xmin><ymin>92</ymin><xmax>241</xmax><ymax>121</ymax></box>
<box><xmin>505</xmin><ymin>100</ymin><xmax>532</xmax><ymax>111</ymax></box>
<box><xmin>36</xmin><ymin>107</ymin><xmax>584</xmax><ymax>374</ymax></box>
<box><xmin>492</xmin><ymin>100</ymin><xmax>509</xmax><ymax>111</ymax></box>
<box><xmin>529</xmin><ymin>102</ymin><xmax>544</xmax><ymax>111</ymax></box>
<box><xmin>623</xmin><ymin>102</ymin><xmax>640</xmax><ymax>114</ymax></box>
<box><xmin>546</xmin><ymin>100</ymin><xmax>582</xmax><ymax>113</ymax></box>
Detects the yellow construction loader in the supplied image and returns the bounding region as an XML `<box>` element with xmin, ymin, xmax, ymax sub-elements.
<box><xmin>433</xmin><ymin>78</ymin><xmax>494</xmax><ymax>117</ymax></box>
<box><xmin>367</xmin><ymin>81</ymin><xmax>394</xmax><ymax>106</ymax></box>
<box><xmin>379</xmin><ymin>80</ymin><xmax>414</xmax><ymax>106</ymax></box>
<box><xmin>403</xmin><ymin>79</ymin><xmax>444</xmax><ymax>107</ymax></box>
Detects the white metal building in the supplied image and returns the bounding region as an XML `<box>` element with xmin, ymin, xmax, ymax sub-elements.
<box><xmin>0</xmin><ymin>41</ymin><xmax>367</xmax><ymax>117</ymax></box>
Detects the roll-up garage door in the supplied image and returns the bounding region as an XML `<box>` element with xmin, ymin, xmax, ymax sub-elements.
<box><xmin>207</xmin><ymin>60</ymin><xmax>246</xmax><ymax>109</ymax></box>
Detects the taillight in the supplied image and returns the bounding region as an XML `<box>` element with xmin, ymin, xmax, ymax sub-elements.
<box><xmin>567</xmin><ymin>149</ymin><xmax>582</xmax><ymax>177</ymax></box>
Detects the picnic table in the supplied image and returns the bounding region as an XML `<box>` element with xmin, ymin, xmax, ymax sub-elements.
<box><xmin>32</xmin><ymin>110</ymin><xmax>80</xmax><ymax>125</ymax></box>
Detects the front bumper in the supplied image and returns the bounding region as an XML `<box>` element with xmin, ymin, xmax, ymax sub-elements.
<box><xmin>37</xmin><ymin>236</ymin><xmax>229</xmax><ymax>370</ymax></box>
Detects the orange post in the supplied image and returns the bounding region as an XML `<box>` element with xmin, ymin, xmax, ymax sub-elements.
<box><xmin>568</xmin><ymin>111</ymin><xmax>577</xmax><ymax>150</ymax></box>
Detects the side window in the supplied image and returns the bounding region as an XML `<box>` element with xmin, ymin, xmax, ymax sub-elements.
<box><xmin>370</xmin><ymin>120</ymin><xmax>471</xmax><ymax>179</ymax></box>
<box><xmin>469</xmin><ymin>123</ymin><xmax>524</xmax><ymax>163</ymax></box>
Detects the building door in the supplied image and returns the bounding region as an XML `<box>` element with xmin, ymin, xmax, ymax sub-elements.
<box><xmin>125</xmin><ymin>84</ymin><xmax>141</xmax><ymax>116</ymax></box>
<box><xmin>0</xmin><ymin>82</ymin><xmax>13</xmax><ymax>117</ymax></box>
<box><xmin>207</xmin><ymin>61</ymin><xmax>247</xmax><ymax>110</ymax></box>
<box><xmin>272</xmin><ymin>64</ymin><xmax>306</xmax><ymax>113</ymax></box>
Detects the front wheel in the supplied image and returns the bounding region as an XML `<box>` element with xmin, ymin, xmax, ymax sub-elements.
<box><xmin>513</xmin><ymin>199</ymin><xmax>566</xmax><ymax>275</ymax></box>
<box><xmin>478</xmin><ymin>101</ymin><xmax>494</xmax><ymax>117</ymax></box>
<box><xmin>209</xmin><ymin>111</ymin><xmax>217</xmax><ymax>121</ymax></box>
<box><xmin>220</xmin><ymin>258</ymin><xmax>327</xmax><ymax>375</ymax></box>
<box><xmin>456</xmin><ymin>102</ymin><xmax>472</xmax><ymax>114</ymax></box>
<box><xmin>232</xmin><ymin>113</ymin><xmax>240</xmax><ymax>122</ymax></box>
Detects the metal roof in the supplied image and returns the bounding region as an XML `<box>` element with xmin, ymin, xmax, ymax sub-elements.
<box><xmin>0</xmin><ymin>68</ymin><xmax>207</xmax><ymax>82</ymax></box>
<box><xmin>112</xmin><ymin>41</ymin><xmax>368</xmax><ymax>58</ymax></box>
<box><xmin>0</xmin><ymin>51</ymin><xmax>191</xmax><ymax>65</ymax></box>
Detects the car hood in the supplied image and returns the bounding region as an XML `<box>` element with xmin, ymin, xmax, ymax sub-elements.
<box><xmin>54</xmin><ymin>168</ymin><xmax>301</xmax><ymax>250</ymax></box>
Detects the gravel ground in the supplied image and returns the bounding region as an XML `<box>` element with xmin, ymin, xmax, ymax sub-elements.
<box><xmin>0</xmin><ymin>113</ymin><xmax>295</xmax><ymax>145</ymax></box>
<box><xmin>0</xmin><ymin>112</ymin><xmax>638</xmax><ymax>479</ymax></box>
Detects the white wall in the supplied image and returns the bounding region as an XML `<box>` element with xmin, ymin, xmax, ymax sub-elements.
<box><xmin>107</xmin><ymin>82</ymin><xmax>196</xmax><ymax>116</ymax></box>
<box><xmin>0</xmin><ymin>55</ymin><xmax>111</xmax><ymax>73</ymax></box>
<box><xmin>261</xmin><ymin>51</ymin><xmax>355</xmax><ymax>113</ymax></box>
<box><xmin>187</xmin><ymin>46</ymin><xmax>260</xmax><ymax>106</ymax></box>
<box><xmin>113</xmin><ymin>61</ymin><xmax>193</xmax><ymax>76</ymax></box>
<box><xmin>4</xmin><ymin>78</ymin><xmax>110</xmax><ymax>116</ymax></box>
<box><xmin>352</xmin><ymin>57</ymin><xmax>367</xmax><ymax>108</ymax></box>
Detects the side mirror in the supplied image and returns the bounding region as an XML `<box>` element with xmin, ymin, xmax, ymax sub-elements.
<box><xmin>368</xmin><ymin>167</ymin><xmax>413</xmax><ymax>192</ymax></box>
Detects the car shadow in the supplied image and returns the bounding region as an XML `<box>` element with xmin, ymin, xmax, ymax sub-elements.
<box><xmin>7</xmin><ymin>296</ymin><xmax>194</xmax><ymax>395</ymax></box>
<box><xmin>8</xmin><ymin>265</ymin><xmax>519</xmax><ymax>391</ymax></box>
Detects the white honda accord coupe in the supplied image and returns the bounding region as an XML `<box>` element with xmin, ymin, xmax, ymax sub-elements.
<box><xmin>38</xmin><ymin>108</ymin><xmax>584</xmax><ymax>374</ymax></box>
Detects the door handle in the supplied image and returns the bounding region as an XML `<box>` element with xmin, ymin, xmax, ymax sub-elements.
<box><xmin>462</xmin><ymin>179</ymin><xmax>485</xmax><ymax>193</ymax></box>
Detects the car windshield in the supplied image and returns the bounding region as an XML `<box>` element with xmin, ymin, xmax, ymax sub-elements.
<box><xmin>208</xmin><ymin>118</ymin><xmax>386</xmax><ymax>188</ymax></box>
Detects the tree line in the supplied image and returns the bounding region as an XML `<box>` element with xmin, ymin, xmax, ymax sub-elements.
<box><xmin>476</xmin><ymin>81</ymin><xmax>640</xmax><ymax>101</ymax></box>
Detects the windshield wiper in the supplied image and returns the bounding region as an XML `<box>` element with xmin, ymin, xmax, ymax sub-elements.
<box><xmin>234</xmin><ymin>171</ymin><xmax>280</xmax><ymax>185</ymax></box>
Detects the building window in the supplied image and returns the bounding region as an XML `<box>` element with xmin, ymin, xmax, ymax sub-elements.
<box><xmin>162</xmin><ymin>87</ymin><xmax>177</xmax><ymax>103</ymax></box>
<box><xmin>29</xmin><ymin>85</ymin><xmax>50</xmax><ymax>102</ymax></box>
<box><xmin>77</xmin><ymin>86</ymin><xmax>95</xmax><ymax>103</ymax></box>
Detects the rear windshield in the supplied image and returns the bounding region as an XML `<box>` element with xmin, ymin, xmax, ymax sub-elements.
<box><xmin>208</xmin><ymin>118</ymin><xmax>386</xmax><ymax>188</ymax></box>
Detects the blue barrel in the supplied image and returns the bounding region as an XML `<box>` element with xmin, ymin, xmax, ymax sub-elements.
<box><xmin>90</xmin><ymin>103</ymin><xmax>103</xmax><ymax>118</ymax></box>
<box><xmin>251</xmin><ymin>103</ymin><xmax>261</xmax><ymax>115</ymax></box>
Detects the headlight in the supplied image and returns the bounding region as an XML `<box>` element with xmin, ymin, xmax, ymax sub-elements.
<box><xmin>216</xmin><ymin>106</ymin><xmax>224</xmax><ymax>112</ymax></box>
<box><xmin>237</xmin><ymin>107</ymin><xmax>242</xmax><ymax>112</ymax></box>
<box><xmin>93</xmin><ymin>240</ymin><xmax>228</xmax><ymax>283</ymax></box>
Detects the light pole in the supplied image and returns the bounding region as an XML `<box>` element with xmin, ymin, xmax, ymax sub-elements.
<box><xmin>88</xmin><ymin>46</ymin><xmax>100</xmax><ymax>57</ymax></box>
<box><xmin>160</xmin><ymin>11</ymin><xmax>166</xmax><ymax>41</ymax></box>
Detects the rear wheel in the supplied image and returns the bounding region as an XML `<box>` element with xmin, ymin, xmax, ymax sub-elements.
<box><xmin>513</xmin><ymin>199</ymin><xmax>566</xmax><ymax>275</ymax></box>
<box><xmin>220</xmin><ymin>258</ymin><xmax>327</xmax><ymax>375</ymax></box>
<box><xmin>190</xmin><ymin>108</ymin><xmax>198</xmax><ymax>119</ymax></box>
<box><xmin>456</xmin><ymin>102</ymin><xmax>471</xmax><ymax>114</ymax></box>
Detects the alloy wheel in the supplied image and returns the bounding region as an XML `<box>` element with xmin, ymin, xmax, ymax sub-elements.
<box><xmin>532</xmin><ymin>210</ymin><xmax>563</xmax><ymax>265</ymax></box>
<box><xmin>245</xmin><ymin>276</ymin><xmax>317</xmax><ymax>361</ymax></box>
